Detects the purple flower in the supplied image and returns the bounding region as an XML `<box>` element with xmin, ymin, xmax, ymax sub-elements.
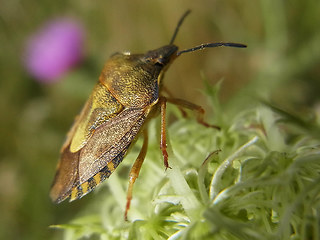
<box><xmin>24</xmin><ymin>18</ymin><xmax>85</xmax><ymax>83</ymax></box>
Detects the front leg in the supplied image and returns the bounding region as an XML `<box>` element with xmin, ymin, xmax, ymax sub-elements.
<box><xmin>159</xmin><ymin>96</ymin><xmax>171</xmax><ymax>170</ymax></box>
<box><xmin>166</xmin><ymin>97</ymin><xmax>220</xmax><ymax>130</ymax></box>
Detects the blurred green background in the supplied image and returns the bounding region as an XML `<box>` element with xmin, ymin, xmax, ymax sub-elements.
<box><xmin>1</xmin><ymin>0</ymin><xmax>320</xmax><ymax>239</ymax></box>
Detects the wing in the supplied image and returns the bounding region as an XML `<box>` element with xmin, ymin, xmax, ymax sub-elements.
<box><xmin>69</xmin><ymin>82</ymin><xmax>123</xmax><ymax>153</ymax></box>
<box><xmin>50</xmin><ymin>82</ymin><xmax>150</xmax><ymax>203</ymax></box>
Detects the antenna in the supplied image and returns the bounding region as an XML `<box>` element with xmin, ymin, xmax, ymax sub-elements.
<box><xmin>170</xmin><ymin>10</ymin><xmax>247</xmax><ymax>55</ymax></box>
<box><xmin>169</xmin><ymin>10</ymin><xmax>191</xmax><ymax>45</ymax></box>
<box><xmin>177</xmin><ymin>42</ymin><xmax>247</xmax><ymax>56</ymax></box>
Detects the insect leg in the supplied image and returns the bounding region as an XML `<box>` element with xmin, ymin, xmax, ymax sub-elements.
<box><xmin>162</xmin><ymin>86</ymin><xmax>188</xmax><ymax>118</ymax></box>
<box><xmin>166</xmin><ymin>97</ymin><xmax>220</xmax><ymax>130</ymax></box>
<box><xmin>125</xmin><ymin>129</ymin><xmax>149</xmax><ymax>221</ymax></box>
<box><xmin>159</xmin><ymin>96</ymin><xmax>171</xmax><ymax>170</ymax></box>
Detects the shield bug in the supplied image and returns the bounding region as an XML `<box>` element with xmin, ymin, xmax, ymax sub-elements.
<box><xmin>50</xmin><ymin>10</ymin><xmax>246</xmax><ymax>220</ymax></box>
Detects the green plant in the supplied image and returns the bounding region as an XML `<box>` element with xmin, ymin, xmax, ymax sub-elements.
<box><xmin>51</xmin><ymin>83</ymin><xmax>320</xmax><ymax>240</ymax></box>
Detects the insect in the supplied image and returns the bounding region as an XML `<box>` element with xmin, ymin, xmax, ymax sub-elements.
<box><xmin>50</xmin><ymin>10</ymin><xmax>246</xmax><ymax>220</ymax></box>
